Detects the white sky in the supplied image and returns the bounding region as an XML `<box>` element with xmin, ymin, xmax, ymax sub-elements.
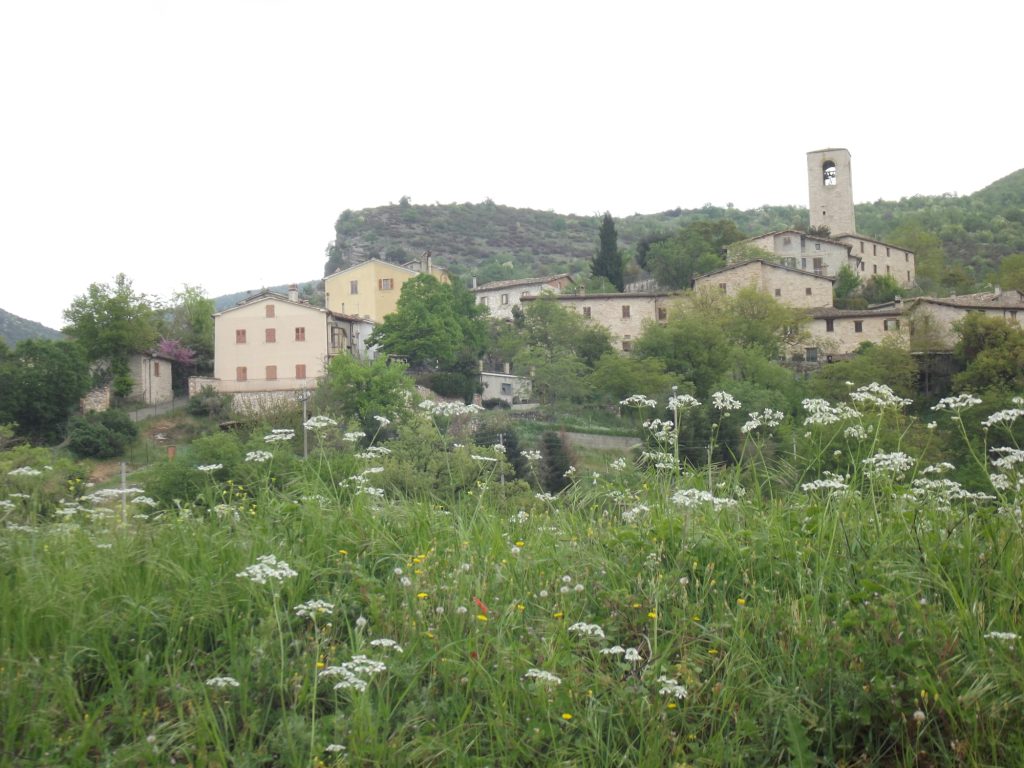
<box><xmin>2</xmin><ymin>1</ymin><xmax>1022</xmax><ymax>330</ymax></box>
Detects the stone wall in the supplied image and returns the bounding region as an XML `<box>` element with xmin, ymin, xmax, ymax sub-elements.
<box><xmin>80</xmin><ymin>385</ymin><xmax>111</xmax><ymax>414</ymax></box>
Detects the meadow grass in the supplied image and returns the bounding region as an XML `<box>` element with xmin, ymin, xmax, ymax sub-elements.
<box><xmin>1</xmin><ymin>390</ymin><xmax>1022</xmax><ymax>766</ymax></box>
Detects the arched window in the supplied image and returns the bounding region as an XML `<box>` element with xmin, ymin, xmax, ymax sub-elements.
<box><xmin>823</xmin><ymin>161</ymin><xmax>837</xmax><ymax>186</ymax></box>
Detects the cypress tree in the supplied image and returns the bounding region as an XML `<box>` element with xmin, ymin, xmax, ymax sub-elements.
<box><xmin>591</xmin><ymin>212</ymin><xmax>624</xmax><ymax>291</ymax></box>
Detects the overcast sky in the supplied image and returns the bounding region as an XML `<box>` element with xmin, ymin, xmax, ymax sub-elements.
<box><xmin>2</xmin><ymin>1</ymin><xmax>1022</xmax><ymax>330</ymax></box>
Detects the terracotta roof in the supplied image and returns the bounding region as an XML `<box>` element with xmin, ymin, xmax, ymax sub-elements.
<box><xmin>472</xmin><ymin>273</ymin><xmax>574</xmax><ymax>292</ymax></box>
<box><xmin>692</xmin><ymin>259</ymin><xmax>836</xmax><ymax>284</ymax></box>
<box><xmin>735</xmin><ymin>229</ymin><xmax>852</xmax><ymax>248</ymax></box>
<box><xmin>520</xmin><ymin>291</ymin><xmax>672</xmax><ymax>301</ymax></box>
<box><xmin>215</xmin><ymin>289</ymin><xmax>324</xmax><ymax>316</ymax></box>
<box><xmin>806</xmin><ymin>306</ymin><xmax>903</xmax><ymax>319</ymax></box>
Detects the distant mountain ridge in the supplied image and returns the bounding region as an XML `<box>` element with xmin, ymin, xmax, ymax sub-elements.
<box><xmin>0</xmin><ymin>308</ymin><xmax>63</xmax><ymax>347</ymax></box>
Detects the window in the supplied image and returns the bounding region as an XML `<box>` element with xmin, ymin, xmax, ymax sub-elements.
<box><xmin>480</xmin><ymin>296</ymin><xmax>489</xmax><ymax>305</ymax></box>
<box><xmin>873</xmin><ymin>244</ymin><xmax>877</xmax><ymax>256</ymax></box>
<box><xmin>805</xmin><ymin>287</ymin><xmax>812</xmax><ymax>296</ymax></box>
<box><xmin>657</xmin><ymin>307</ymin><xmax>667</xmax><ymax>321</ymax></box>
<box><xmin>854</xmin><ymin>321</ymin><xmax>863</xmax><ymax>333</ymax></box>
<box><xmin>621</xmin><ymin>340</ymin><xmax>633</xmax><ymax>352</ymax></box>
<box><xmin>801</xmin><ymin>258</ymin><xmax>807</xmax><ymax>269</ymax></box>
<box><xmin>265</xmin><ymin>304</ymin><xmax>275</xmax><ymax>318</ymax></box>
<box><xmin>295</xmin><ymin>364</ymin><xmax>306</xmax><ymax>379</ymax></box>
<box><xmin>907</xmin><ymin>271</ymin><xmax>911</xmax><ymax>281</ymax></box>
<box><xmin>825</xmin><ymin>319</ymin><xmax>835</xmax><ymax>332</ymax></box>
<box><xmin>236</xmin><ymin>329</ymin><xmax>247</xmax><ymax>344</ymax></box>
<box><xmin>783</xmin><ymin>236</ymin><xmax>791</xmax><ymax>245</ymax></box>
<box><xmin>905</xmin><ymin>252</ymin><xmax>909</xmax><ymax>262</ymax></box>
<box><xmin>621</xmin><ymin>305</ymin><xmax>631</xmax><ymax>319</ymax></box>
<box><xmin>886</xmin><ymin>265</ymin><xmax>891</xmax><ymax>275</ymax></box>
<box><xmin>860</xmin><ymin>241</ymin><xmax>865</xmax><ymax>253</ymax></box>
<box><xmin>501</xmin><ymin>294</ymin><xmax>509</xmax><ymax>305</ymax></box>
<box><xmin>266</xmin><ymin>365</ymin><xmax>277</xmax><ymax>380</ymax></box>
<box><xmin>873</xmin><ymin>264</ymin><xmax>878</xmax><ymax>275</ymax></box>
<box><xmin>886</xmin><ymin>247</ymin><xmax>890</xmax><ymax>257</ymax></box>
<box><xmin>265</xmin><ymin>328</ymin><xmax>276</xmax><ymax>343</ymax></box>
<box><xmin>823</xmin><ymin>161</ymin><xmax>836</xmax><ymax>186</ymax></box>
<box><xmin>295</xmin><ymin>327</ymin><xmax>305</xmax><ymax>341</ymax></box>
<box><xmin>154</xmin><ymin>362</ymin><xmax>161</xmax><ymax>377</ymax></box>
<box><xmin>805</xmin><ymin>347</ymin><xmax>819</xmax><ymax>363</ymax></box>
<box><xmin>236</xmin><ymin>366</ymin><xmax>247</xmax><ymax>381</ymax></box>
<box><xmin>500</xmin><ymin>382</ymin><xmax>513</xmax><ymax>396</ymax></box>
<box><xmin>582</xmin><ymin>306</ymin><xmax>591</xmax><ymax>318</ymax></box>
<box><xmin>350</xmin><ymin>280</ymin><xmax>358</xmax><ymax>294</ymax></box>
<box><xmin>774</xmin><ymin>288</ymin><xmax>782</xmax><ymax>297</ymax></box>
<box><xmin>814</xmin><ymin>242</ymin><xmax>821</xmax><ymax>251</ymax></box>
<box><xmin>378</xmin><ymin>278</ymin><xmax>394</xmax><ymax>290</ymax></box>
<box><xmin>884</xmin><ymin>319</ymin><xmax>900</xmax><ymax>331</ymax></box>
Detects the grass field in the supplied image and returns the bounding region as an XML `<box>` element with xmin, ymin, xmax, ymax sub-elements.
<box><xmin>1</xmin><ymin>389</ymin><xmax>1022</xmax><ymax>766</ymax></box>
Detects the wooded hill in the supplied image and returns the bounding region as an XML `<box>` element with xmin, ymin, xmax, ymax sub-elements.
<box><xmin>0</xmin><ymin>308</ymin><xmax>63</xmax><ymax>347</ymax></box>
<box><xmin>324</xmin><ymin>170</ymin><xmax>1024</xmax><ymax>292</ymax></box>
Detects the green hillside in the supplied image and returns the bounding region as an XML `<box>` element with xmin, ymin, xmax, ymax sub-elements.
<box><xmin>323</xmin><ymin>171</ymin><xmax>1024</xmax><ymax>292</ymax></box>
<box><xmin>0</xmin><ymin>308</ymin><xmax>63</xmax><ymax>347</ymax></box>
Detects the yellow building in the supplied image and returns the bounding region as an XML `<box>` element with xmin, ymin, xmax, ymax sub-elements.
<box><xmin>324</xmin><ymin>254</ymin><xmax>449</xmax><ymax>323</ymax></box>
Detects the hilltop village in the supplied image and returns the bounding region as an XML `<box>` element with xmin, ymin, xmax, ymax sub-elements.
<box><xmin>187</xmin><ymin>149</ymin><xmax>1024</xmax><ymax>411</ymax></box>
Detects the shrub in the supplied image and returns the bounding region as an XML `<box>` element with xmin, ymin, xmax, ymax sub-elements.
<box><xmin>67</xmin><ymin>410</ymin><xmax>139</xmax><ymax>459</ymax></box>
<box><xmin>187</xmin><ymin>386</ymin><xmax>233</xmax><ymax>419</ymax></box>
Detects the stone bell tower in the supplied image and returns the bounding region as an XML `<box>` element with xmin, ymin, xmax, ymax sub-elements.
<box><xmin>807</xmin><ymin>148</ymin><xmax>856</xmax><ymax>236</ymax></box>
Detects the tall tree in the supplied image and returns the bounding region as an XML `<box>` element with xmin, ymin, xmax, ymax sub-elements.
<box><xmin>0</xmin><ymin>339</ymin><xmax>91</xmax><ymax>443</ymax></box>
<box><xmin>62</xmin><ymin>274</ymin><xmax>159</xmax><ymax>378</ymax></box>
<box><xmin>644</xmin><ymin>220</ymin><xmax>742</xmax><ymax>289</ymax></box>
<box><xmin>591</xmin><ymin>212</ymin><xmax>624</xmax><ymax>291</ymax></box>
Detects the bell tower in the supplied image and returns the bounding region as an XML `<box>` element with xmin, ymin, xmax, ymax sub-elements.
<box><xmin>807</xmin><ymin>148</ymin><xmax>856</xmax><ymax>236</ymax></box>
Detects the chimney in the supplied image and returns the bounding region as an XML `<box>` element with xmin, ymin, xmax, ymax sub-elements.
<box><xmin>994</xmin><ymin>284</ymin><xmax>1002</xmax><ymax>297</ymax></box>
<box><xmin>288</xmin><ymin>284</ymin><xmax>299</xmax><ymax>302</ymax></box>
<box><xmin>472</xmin><ymin>276</ymin><xmax>478</xmax><ymax>289</ymax></box>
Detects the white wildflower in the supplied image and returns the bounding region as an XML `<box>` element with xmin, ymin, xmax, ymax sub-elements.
<box><xmin>843</xmin><ymin>424</ymin><xmax>868</xmax><ymax>441</ymax></box>
<box><xmin>205</xmin><ymin>676</ymin><xmax>241</xmax><ymax>689</ymax></box>
<box><xmin>418</xmin><ymin>400</ymin><xmax>483</xmax><ymax>417</ymax></box>
<box><xmin>850</xmin><ymin>382</ymin><xmax>912</xmax><ymax>410</ymax></box>
<box><xmin>524</xmin><ymin>668</ymin><xmax>561</xmax><ymax>685</ymax></box>
<box><xmin>610</xmin><ymin>457</ymin><xmax>627</xmax><ymax>471</ymax></box>
<box><xmin>982</xmin><ymin>408</ymin><xmax>1024</xmax><ymax>429</ymax></box>
<box><xmin>197</xmin><ymin>464</ymin><xmax>222</xmax><ymax>473</ymax></box>
<box><xmin>7</xmin><ymin>467</ymin><xmax>42</xmax><ymax>477</ymax></box>
<box><xmin>600</xmin><ymin>646</ymin><xmax>626</xmax><ymax>656</ymax></box>
<box><xmin>264</xmin><ymin>429</ymin><xmax>295</xmax><ymax>443</ymax></box>
<box><xmin>373</xmin><ymin>415</ymin><xmax>391</xmax><ymax>427</ymax></box>
<box><xmin>535</xmin><ymin>492</ymin><xmax>555</xmax><ymax>502</ymax></box>
<box><xmin>801</xmin><ymin>398</ymin><xmax>861</xmax><ymax>426</ymax></box>
<box><xmin>522</xmin><ymin>450</ymin><xmax>542</xmax><ymax>461</ymax></box>
<box><xmin>236</xmin><ymin>555</ymin><xmax>298</xmax><ymax>585</ymax></box>
<box><xmin>471</xmin><ymin>454</ymin><xmax>498</xmax><ymax>463</ymax></box>
<box><xmin>620</xmin><ymin>394</ymin><xmax>657</xmax><ymax>409</ymax></box>
<box><xmin>741</xmin><ymin>408</ymin><xmax>784</xmax><ymax>434</ymax></box>
<box><xmin>672</xmin><ymin>488</ymin><xmax>737</xmax><ymax>510</ymax></box>
<box><xmin>861</xmin><ymin>451</ymin><xmax>915</xmax><ymax>480</ymax></box>
<box><xmin>801</xmin><ymin>472</ymin><xmax>849</xmax><ymax>492</ymax></box>
<box><xmin>656</xmin><ymin>675</ymin><xmax>689</xmax><ymax>699</ymax></box>
<box><xmin>623</xmin><ymin>647</ymin><xmax>642</xmax><ymax>663</ymax></box>
<box><xmin>294</xmin><ymin>599</ymin><xmax>334</xmax><ymax>618</ymax></box>
<box><xmin>343</xmin><ymin>431</ymin><xmax>366</xmax><ymax>442</ymax></box>
<box><xmin>369</xmin><ymin>638</ymin><xmax>404</xmax><ymax>653</ymax></box>
<box><xmin>325</xmin><ymin>744</ymin><xmax>347</xmax><ymax>753</ymax></box>
<box><xmin>711</xmin><ymin>391</ymin><xmax>741</xmax><ymax>411</ymax></box>
<box><xmin>984</xmin><ymin>631</ymin><xmax>1019</xmax><ymax>641</ymax></box>
<box><xmin>932</xmin><ymin>394</ymin><xmax>982</xmax><ymax>412</ymax></box>
<box><xmin>568</xmin><ymin>622</ymin><xmax>605</xmax><ymax>639</ymax></box>
<box><xmin>668</xmin><ymin>393</ymin><xmax>701</xmax><ymax>412</ymax></box>
<box><xmin>304</xmin><ymin>415</ymin><xmax>338</xmax><ymax>431</ymax></box>
<box><xmin>355</xmin><ymin>446</ymin><xmax>392</xmax><ymax>459</ymax></box>
<box><xmin>245</xmin><ymin>450</ymin><xmax>274</xmax><ymax>463</ymax></box>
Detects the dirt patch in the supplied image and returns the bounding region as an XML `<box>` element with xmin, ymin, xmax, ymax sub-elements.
<box><xmin>88</xmin><ymin>460</ymin><xmax>124</xmax><ymax>484</ymax></box>
<box><xmin>145</xmin><ymin>418</ymin><xmax>194</xmax><ymax>446</ymax></box>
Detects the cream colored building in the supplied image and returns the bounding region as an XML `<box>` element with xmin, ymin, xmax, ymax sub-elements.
<box><xmin>324</xmin><ymin>254</ymin><xmax>449</xmax><ymax>324</ymax></box>
<box><xmin>804</xmin><ymin>306</ymin><xmax>906</xmax><ymax>358</ymax></box>
<box><xmin>211</xmin><ymin>289</ymin><xmax>372</xmax><ymax>394</ymax></box>
<box><xmin>127</xmin><ymin>353</ymin><xmax>174</xmax><ymax>405</ymax></box>
<box><xmin>472</xmin><ymin>273</ymin><xmax>574</xmax><ymax>320</ymax></box>
<box><xmin>693</xmin><ymin>259</ymin><xmax>835</xmax><ymax>309</ymax></box>
<box><xmin>726</xmin><ymin>231</ymin><xmax>857</xmax><ymax>280</ymax></box>
<box><xmin>519</xmin><ymin>292</ymin><xmax>674</xmax><ymax>352</ymax></box>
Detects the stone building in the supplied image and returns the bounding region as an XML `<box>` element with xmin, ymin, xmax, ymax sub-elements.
<box><xmin>519</xmin><ymin>292</ymin><xmax>674</xmax><ymax>352</ymax></box>
<box><xmin>804</xmin><ymin>306</ymin><xmax>906</xmax><ymax>358</ymax></box>
<box><xmin>693</xmin><ymin>259</ymin><xmax>835</xmax><ymax>308</ymax></box>
<box><xmin>472</xmin><ymin>274</ymin><xmax>574</xmax><ymax>320</ymax></box>
<box><xmin>881</xmin><ymin>289</ymin><xmax>1024</xmax><ymax>351</ymax></box>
